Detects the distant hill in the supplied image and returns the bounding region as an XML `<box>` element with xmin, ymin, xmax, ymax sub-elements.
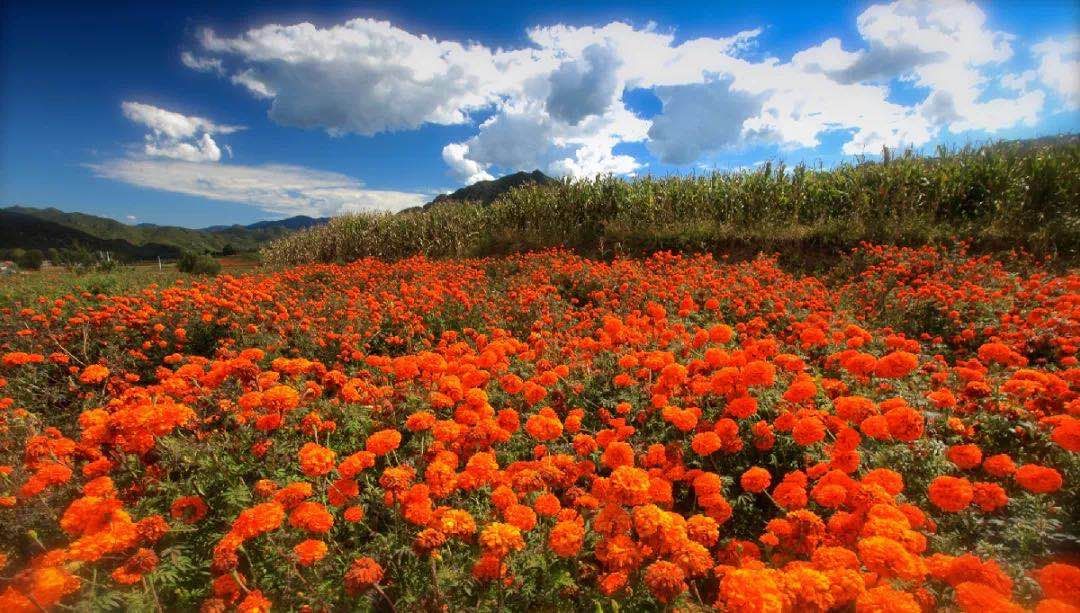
<box><xmin>0</xmin><ymin>206</ymin><xmax>328</xmax><ymax>260</ymax></box>
<box><xmin>403</xmin><ymin>170</ymin><xmax>555</xmax><ymax>213</ymax></box>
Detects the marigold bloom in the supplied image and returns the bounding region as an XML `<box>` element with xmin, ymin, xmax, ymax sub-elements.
<box><xmin>365</xmin><ymin>429</ymin><xmax>402</xmax><ymax>456</ymax></box>
<box><xmin>344</xmin><ymin>557</ymin><xmax>384</xmax><ymax>595</ymax></box>
<box><xmin>289</xmin><ymin>501</ymin><xmax>334</xmax><ymax>534</ymax></box>
<box><xmin>298</xmin><ymin>442</ymin><xmax>336</xmax><ymax>477</ymax></box>
<box><xmin>78</xmin><ymin>364</ymin><xmax>110</xmax><ymax>385</ymax></box>
<box><xmin>874</xmin><ymin>351</ymin><xmax>918</xmax><ymax>378</ymax></box>
<box><xmin>947</xmin><ymin>444</ymin><xmax>983</xmax><ymax>470</ymax></box>
<box><xmin>1014</xmin><ymin>464</ymin><xmax>1063</xmax><ymax>494</ymax></box>
<box><xmin>293</xmin><ymin>539</ymin><xmax>328</xmax><ymax>566</ymax></box>
<box><xmin>1033</xmin><ymin>563</ymin><xmax>1080</xmax><ymax>606</ymax></box>
<box><xmin>479</xmin><ymin>522</ymin><xmax>525</xmax><ymax>558</ymax></box>
<box><xmin>928</xmin><ymin>476</ymin><xmax>974</xmax><ymax>512</ymax></box>
<box><xmin>549</xmin><ymin>520</ymin><xmax>584</xmax><ymax>557</ymax></box>
<box><xmin>170</xmin><ymin>495</ymin><xmax>208</xmax><ymax>524</ymax></box>
<box><xmin>609</xmin><ymin>466</ymin><xmax>652</xmax><ymax>506</ymax></box>
<box><xmin>954</xmin><ymin>582</ymin><xmax>1024</xmax><ymax>613</ymax></box>
<box><xmin>740</xmin><ymin>467</ymin><xmax>771</xmax><ymax>493</ymax></box>
<box><xmin>644</xmin><ymin>561</ymin><xmax>686</xmax><ymax>603</ymax></box>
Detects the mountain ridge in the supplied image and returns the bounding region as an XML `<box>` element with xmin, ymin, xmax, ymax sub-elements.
<box><xmin>0</xmin><ymin>206</ymin><xmax>329</xmax><ymax>260</ymax></box>
<box><xmin>402</xmin><ymin>170</ymin><xmax>555</xmax><ymax>213</ymax></box>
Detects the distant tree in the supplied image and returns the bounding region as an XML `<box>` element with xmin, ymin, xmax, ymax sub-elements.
<box><xmin>16</xmin><ymin>249</ymin><xmax>44</xmax><ymax>270</ymax></box>
<box><xmin>220</xmin><ymin>243</ymin><xmax>238</xmax><ymax>256</ymax></box>
<box><xmin>177</xmin><ymin>252</ymin><xmax>222</xmax><ymax>276</ymax></box>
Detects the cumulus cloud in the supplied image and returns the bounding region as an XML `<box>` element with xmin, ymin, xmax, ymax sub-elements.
<box><xmin>88</xmin><ymin>159</ymin><xmax>427</xmax><ymax>216</ymax></box>
<box><xmin>183</xmin><ymin>0</ymin><xmax>1066</xmax><ymax>182</ymax></box>
<box><xmin>647</xmin><ymin>78</ymin><xmax>764</xmax><ymax>165</ymax></box>
<box><xmin>1032</xmin><ymin>35</ymin><xmax>1080</xmax><ymax>110</ymax></box>
<box><xmin>122</xmin><ymin>102</ymin><xmax>242</xmax><ymax>162</ymax></box>
<box><xmin>546</xmin><ymin>44</ymin><xmax>622</xmax><ymax>125</ymax></box>
<box><xmin>441</xmin><ymin>143</ymin><xmax>494</xmax><ymax>185</ymax></box>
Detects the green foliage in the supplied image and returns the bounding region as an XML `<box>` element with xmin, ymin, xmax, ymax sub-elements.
<box><xmin>264</xmin><ymin>136</ymin><xmax>1080</xmax><ymax>266</ymax></box>
<box><xmin>15</xmin><ymin>248</ymin><xmax>44</xmax><ymax>270</ymax></box>
<box><xmin>177</xmin><ymin>252</ymin><xmax>222</xmax><ymax>276</ymax></box>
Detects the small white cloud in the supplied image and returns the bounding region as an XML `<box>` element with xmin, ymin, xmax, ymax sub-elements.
<box><xmin>180</xmin><ymin>51</ymin><xmax>224</xmax><ymax>75</ymax></box>
<box><xmin>89</xmin><ymin>159</ymin><xmax>427</xmax><ymax>216</ymax></box>
<box><xmin>121</xmin><ymin>102</ymin><xmax>243</xmax><ymax>162</ymax></box>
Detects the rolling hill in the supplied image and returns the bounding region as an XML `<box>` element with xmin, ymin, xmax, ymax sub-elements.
<box><xmin>0</xmin><ymin>206</ymin><xmax>328</xmax><ymax>260</ymax></box>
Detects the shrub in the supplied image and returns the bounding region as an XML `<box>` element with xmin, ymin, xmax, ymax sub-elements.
<box><xmin>15</xmin><ymin>248</ymin><xmax>44</xmax><ymax>270</ymax></box>
<box><xmin>177</xmin><ymin>252</ymin><xmax>222</xmax><ymax>275</ymax></box>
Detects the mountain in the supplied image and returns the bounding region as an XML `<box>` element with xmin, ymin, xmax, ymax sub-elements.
<box><xmin>403</xmin><ymin>170</ymin><xmax>555</xmax><ymax>213</ymax></box>
<box><xmin>0</xmin><ymin>206</ymin><xmax>328</xmax><ymax>260</ymax></box>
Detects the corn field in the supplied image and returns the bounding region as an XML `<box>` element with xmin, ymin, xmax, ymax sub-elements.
<box><xmin>263</xmin><ymin>136</ymin><xmax>1080</xmax><ymax>266</ymax></box>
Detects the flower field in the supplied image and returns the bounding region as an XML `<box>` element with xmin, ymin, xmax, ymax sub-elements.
<box><xmin>0</xmin><ymin>244</ymin><xmax>1078</xmax><ymax>611</ymax></box>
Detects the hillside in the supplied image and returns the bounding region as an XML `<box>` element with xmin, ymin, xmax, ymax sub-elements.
<box><xmin>402</xmin><ymin>170</ymin><xmax>555</xmax><ymax>213</ymax></box>
<box><xmin>263</xmin><ymin>135</ymin><xmax>1080</xmax><ymax>267</ymax></box>
<box><xmin>0</xmin><ymin>206</ymin><xmax>328</xmax><ymax>260</ymax></box>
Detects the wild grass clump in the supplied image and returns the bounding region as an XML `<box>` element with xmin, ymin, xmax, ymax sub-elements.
<box><xmin>263</xmin><ymin>136</ymin><xmax>1080</xmax><ymax>266</ymax></box>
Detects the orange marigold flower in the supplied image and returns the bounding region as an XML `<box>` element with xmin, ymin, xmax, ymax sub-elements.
<box><xmin>600</xmin><ymin>441</ymin><xmax>635</xmax><ymax>469</ymax></box>
<box><xmin>1033</xmin><ymin>563</ymin><xmax>1080</xmax><ymax>606</ymax></box>
<box><xmin>549</xmin><ymin>520</ymin><xmax>584</xmax><ymax>557</ymax></box>
<box><xmin>344</xmin><ymin>557</ymin><xmax>384</xmax><ymax>595</ymax></box>
<box><xmin>293</xmin><ymin>539</ymin><xmax>328</xmax><ymax>566</ymax></box>
<box><xmin>289</xmin><ymin>501</ymin><xmax>334</xmax><ymax>534</ymax></box>
<box><xmin>740</xmin><ymin>467</ymin><xmax>771</xmax><ymax>493</ymax></box>
<box><xmin>972</xmin><ymin>482</ymin><xmax>1008</xmax><ymax>512</ymax></box>
<box><xmin>609</xmin><ymin>465</ymin><xmax>651</xmax><ymax>506</ymax></box>
<box><xmin>644</xmin><ymin>561</ymin><xmax>686</xmax><ymax>604</ymax></box>
<box><xmin>365</xmin><ymin>429</ymin><xmax>402</xmax><ymax>456</ymax></box>
<box><xmin>884</xmin><ymin>405</ymin><xmax>924</xmax><ymax>442</ymax></box>
<box><xmin>792</xmin><ymin>417</ymin><xmax>826</xmax><ymax>445</ymax></box>
<box><xmin>983</xmin><ymin>453</ymin><xmax>1017</xmax><ymax>477</ymax></box>
<box><xmin>78</xmin><ymin>364</ymin><xmax>110</xmax><ymax>385</ymax></box>
<box><xmin>855</xmin><ymin>584</ymin><xmax>921</xmax><ymax>612</ymax></box>
<box><xmin>928</xmin><ymin>476</ymin><xmax>974</xmax><ymax>512</ymax></box>
<box><xmin>170</xmin><ymin>495</ymin><xmax>208</xmax><ymax>524</ymax></box>
<box><xmin>524</xmin><ymin>408</ymin><xmax>563</xmax><ymax>442</ymax></box>
<box><xmin>1050</xmin><ymin>417</ymin><xmax>1080</xmax><ymax>452</ymax></box>
<box><xmin>479</xmin><ymin>522</ymin><xmax>525</xmax><ymax>558</ymax></box>
<box><xmin>874</xmin><ymin>351</ymin><xmax>918</xmax><ymax>378</ymax></box>
<box><xmin>947</xmin><ymin>444</ymin><xmax>983</xmax><ymax>470</ymax></box>
<box><xmin>717</xmin><ymin>568</ymin><xmax>787</xmax><ymax>612</ymax></box>
<box><xmin>298</xmin><ymin>442</ymin><xmax>336</xmax><ymax>477</ymax></box>
<box><xmin>231</xmin><ymin>502</ymin><xmax>285</xmax><ymax>540</ymax></box>
<box><xmin>954</xmin><ymin>581</ymin><xmax>1024</xmax><ymax>613</ymax></box>
<box><xmin>1015</xmin><ymin>464</ymin><xmax>1063</xmax><ymax>494</ymax></box>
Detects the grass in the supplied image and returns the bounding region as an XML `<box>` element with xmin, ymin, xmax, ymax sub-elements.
<box><xmin>0</xmin><ymin>255</ymin><xmax>260</xmax><ymax>310</ymax></box>
<box><xmin>263</xmin><ymin>136</ymin><xmax>1080</xmax><ymax>267</ymax></box>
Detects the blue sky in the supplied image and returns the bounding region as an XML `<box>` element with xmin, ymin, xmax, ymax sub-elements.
<box><xmin>1</xmin><ymin>1</ymin><xmax>1077</xmax><ymax>227</ymax></box>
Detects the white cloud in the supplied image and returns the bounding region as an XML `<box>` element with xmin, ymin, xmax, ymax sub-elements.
<box><xmin>647</xmin><ymin>78</ymin><xmax>763</xmax><ymax>164</ymax></box>
<box><xmin>121</xmin><ymin>102</ymin><xmax>242</xmax><ymax>162</ymax></box>
<box><xmin>1032</xmin><ymin>35</ymin><xmax>1080</xmax><ymax>110</ymax></box>
<box><xmin>184</xmin><ymin>1</ymin><xmax>1063</xmax><ymax>182</ymax></box>
<box><xmin>546</xmin><ymin>44</ymin><xmax>622</xmax><ymax>125</ymax></box>
<box><xmin>442</xmin><ymin>143</ymin><xmax>494</xmax><ymax>184</ymax></box>
<box><xmin>197</xmin><ymin>19</ymin><xmax>530</xmax><ymax>135</ymax></box>
<box><xmin>88</xmin><ymin>159</ymin><xmax>427</xmax><ymax>216</ymax></box>
<box><xmin>180</xmin><ymin>51</ymin><xmax>224</xmax><ymax>75</ymax></box>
